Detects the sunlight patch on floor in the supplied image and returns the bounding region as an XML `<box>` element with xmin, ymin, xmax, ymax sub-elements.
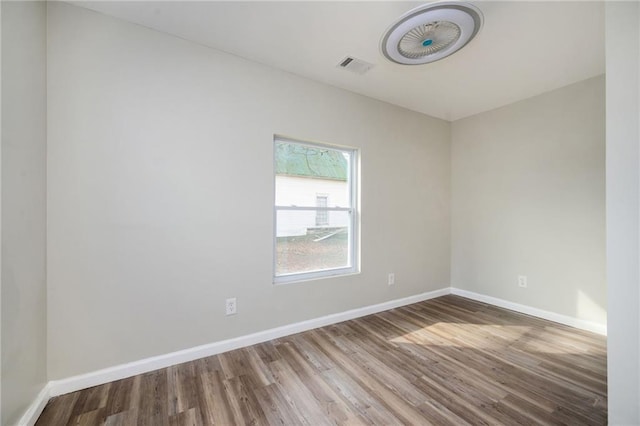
<box><xmin>389</xmin><ymin>323</ymin><xmax>534</xmax><ymax>348</ymax></box>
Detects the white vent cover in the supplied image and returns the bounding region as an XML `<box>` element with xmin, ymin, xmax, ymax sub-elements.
<box><xmin>380</xmin><ymin>1</ymin><xmax>483</xmax><ymax>65</ymax></box>
<box><xmin>337</xmin><ymin>56</ymin><xmax>375</xmax><ymax>75</ymax></box>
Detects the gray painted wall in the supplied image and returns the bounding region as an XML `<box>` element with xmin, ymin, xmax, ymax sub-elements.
<box><xmin>1</xmin><ymin>2</ymin><xmax>48</xmax><ymax>425</ymax></box>
<box><xmin>46</xmin><ymin>2</ymin><xmax>451</xmax><ymax>379</ymax></box>
<box><xmin>451</xmin><ymin>76</ymin><xmax>606</xmax><ymax>326</ymax></box>
<box><xmin>606</xmin><ymin>2</ymin><xmax>640</xmax><ymax>424</ymax></box>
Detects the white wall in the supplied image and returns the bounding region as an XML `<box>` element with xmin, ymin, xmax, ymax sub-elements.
<box><xmin>46</xmin><ymin>2</ymin><xmax>451</xmax><ymax>379</ymax></box>
<box><xmin>605</xmin><ymin>2</ymin><xmax>640</xmax><ymax>424</ymax></box>
<box><xmin>1</xmin><ymin>2</ymin><xmax>48</xmax><ymax>425</ymax></box>
<box><xmin>451</xmin><ymin>76</ymin><xmax>606</xmax><ymax>326</ymax></box>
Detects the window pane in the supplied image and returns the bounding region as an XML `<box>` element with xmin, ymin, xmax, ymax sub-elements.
<box><xmin>273</xmin><ymin>137</ymin><xmax>357</xmax><ymax>283</ymax></box>
<box><xmin>275</xmin><ymin>142</ymin><xmax>350</xmax><ymax>208</ymax></box>
<box><xmin>276</xmin><ymin>210</ymin><xmax>350</xmax><ymax>276</ymax></box>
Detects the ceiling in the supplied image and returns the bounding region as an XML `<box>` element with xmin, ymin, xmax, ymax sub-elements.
<box><xmin>70</xmin><ymin>1</ymin><xmax>605</xmax><ymax>121</ymax></box>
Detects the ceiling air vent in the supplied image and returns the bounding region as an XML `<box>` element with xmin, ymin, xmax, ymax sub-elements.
<box><xmin>337</xmin><ymin>56</ymin><xmax>375</xmax><ymax>75</ymax></box>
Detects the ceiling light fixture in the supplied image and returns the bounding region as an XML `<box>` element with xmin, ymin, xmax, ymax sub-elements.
<box><xmin>380</xmin><ymin>1</ymin><xmax>483</xmax><ymax>65</ymax></box>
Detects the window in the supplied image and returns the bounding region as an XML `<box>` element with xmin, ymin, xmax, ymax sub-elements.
<box><xmin>274</xmin><ymin>136</ymin><xmax>358</xmax><ymax>283</ymax></box>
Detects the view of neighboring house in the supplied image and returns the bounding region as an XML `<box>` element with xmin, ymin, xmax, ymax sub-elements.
<box><xmin>275</xmin><ymin>142</ymin><xmax>350</xmax><ymax>237</ymax></box>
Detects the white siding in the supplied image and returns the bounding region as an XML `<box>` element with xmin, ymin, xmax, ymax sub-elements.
<box><xmin>275</xmin><ymin>175</ymin><xmax>349</xmax><ymax>236</ymax></box>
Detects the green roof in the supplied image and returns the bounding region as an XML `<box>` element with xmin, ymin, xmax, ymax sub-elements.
<box><xmin>275</xmin><ymin>142</ymin><xmax>347</xmax><ymax>181</ymax></box>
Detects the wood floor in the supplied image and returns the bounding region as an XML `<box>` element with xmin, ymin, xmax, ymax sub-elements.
<box><xmin>35</xmin><ymin>295</ymin><xmax>607</xmax><ymax>425</ymax></box>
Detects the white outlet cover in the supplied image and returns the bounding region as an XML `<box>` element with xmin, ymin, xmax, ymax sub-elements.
<box><xmin>226</xmin><ymin>298</ymin><xmax>237</xmax><ymax>315</ymax></box>
<box><xmin>518</xmin><ymin>276</ymin><xmax>527</xmax><ymax>288</ymax></box>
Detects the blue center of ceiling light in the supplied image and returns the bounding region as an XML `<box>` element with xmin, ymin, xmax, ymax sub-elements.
<box><xmin>422</xmin><ymin>39</ymin><xmax>434</xmax><ymax>46</ymax></box>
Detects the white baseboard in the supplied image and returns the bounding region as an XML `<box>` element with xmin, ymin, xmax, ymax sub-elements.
<box><xmin>29</xmin><ymin>285</ymin><xmax>604</xmax><ymax>419</ymax></box>
<box><xmin>48</xmin><ymin>287</ymin><xmax>450</xmax><ymax>397</ymax></box>
<box><xmin>16</xmin><ymin>383</ymin><xmax>51</xmax><ymax>426</ymax></box>
<box><xmin>450</xmin><ymin>287</ymin><xmax>607</xmax><ymax>335</ymax></box>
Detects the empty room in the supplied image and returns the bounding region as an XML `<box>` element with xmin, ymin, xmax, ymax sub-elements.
<box><xmin>2</xmin><ymin>1</ymin><xmax>639</xmax><ymax>425</ymax></box>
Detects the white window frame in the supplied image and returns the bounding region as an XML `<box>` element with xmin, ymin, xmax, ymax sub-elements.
<box><xmin>273</xmin><ymin>136</ymin><xmax>359</xmax><ymax>284</ymax></box>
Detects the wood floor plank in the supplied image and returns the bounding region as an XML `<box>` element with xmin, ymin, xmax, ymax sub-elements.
<box><xmin>168</xmin><ymin>407</ymin><xmax>203</xmax><ymax>426</ymax></box>
<box><xmin>167</xmin><ymin>362</ymin><xmax>200</xmax><ymax>417</ymax></box>
<box><xmin>138</xmin><ymin>369</ymin><xmax>169</xmax><ymax>426</ymax></box>
<box><xmin>224</xmin><ymin>374</ymin><xmax>268</xmax><ymax>425</ymax></box>
<box><xmin>197</xmin><ymin>369</ymin><xmax>235</xmax><ymax>425</ymax></box>
<box><xmin>67</xmin><ymin>383</ymin><xmax>111</xmax><ymax>423</ymax></box>
<box><xmin>103</xmin><ymin>376</ymin><xmax>136</xmax><ymax>418</ymax></box>
<box><xmin>275</xmin><ymin>339</ymin><xmax>363</xmax><ymax>424</ymax></box>
<box><xmin>253</xmin><ymin>382</ymin><xmax>305</xmax><ymax>426</ymax></box>
<box><xmin>104</xmin><ymin>409</ymin><xmax>138</xmax><ymax>426</ymax></box>
<box><xmin>264</xmin><ymin>358</ymin><xmax>330</xmax><ymax>425</ymax></box>
<box><xmin>35</xmin><ymin>295</ymin><xmax>608</xmax><ymax>425</ymax></box>
<box><xmin>35</xmin><ymin>392</ymin><xmax>79</xmax><ymax>425</ymax></box>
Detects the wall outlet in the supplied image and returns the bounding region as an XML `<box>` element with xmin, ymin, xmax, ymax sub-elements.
<box><xmin>518</xmin><ymin>275</ymin><xmax>527</xmax><ymax>288</ymax></box>
<box><xmin>225</xmin><ymin>297</ymin><xmax>237</xmax><ymax>315</ymax></box>
<box><xmin>388</xmin><ymin>273</ymin><xmax>395</xmax><ymax>286</ymax></box>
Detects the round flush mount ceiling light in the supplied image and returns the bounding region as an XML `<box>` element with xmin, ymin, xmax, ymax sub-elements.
<box><xmin>380</xmin><ymin>1</ymin><xmax>483</xmax><ymax>65</ymax></box>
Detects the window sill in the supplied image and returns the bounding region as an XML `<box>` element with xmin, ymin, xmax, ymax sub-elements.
<box><xmin>273</xmin><ymin>269</ymin><xmax>360</xmax><ymax>285</ymax></box>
